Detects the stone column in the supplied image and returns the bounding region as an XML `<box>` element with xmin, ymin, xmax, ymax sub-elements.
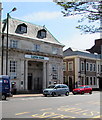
<box><xmin>20</xmin><ymin>60</ymin><xmax>25</xmax><ymax>90</ymax></box>
<box><xmin>43</xmin><ymin>62</ymin><xmax>47</xmax><ymax>89</ymax></box>
<box><xmin>24</xmin><ymin>60</ymin><xmax>28</xmax><ymax>90</ymax></box>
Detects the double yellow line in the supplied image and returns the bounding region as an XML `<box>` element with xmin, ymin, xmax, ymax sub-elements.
<box><xmin>15</xmin><ymin>112</ymin><xmax>30</xmax><ymax>116</ymax></box>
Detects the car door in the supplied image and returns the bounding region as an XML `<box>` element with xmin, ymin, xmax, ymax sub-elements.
<box><xmin>61</xmin><ymin>85</ymin><xmax>68</xmax><ymax>94</ymax></box>
<box><xmin>55</xmin><ymin>85</ymin><xmax>62</xmax><ymax>95</ymax></box>
<box><xmin>84</xmin><ymin>86</ymin><xmax>89</xmax><ymax>93</ymax></box>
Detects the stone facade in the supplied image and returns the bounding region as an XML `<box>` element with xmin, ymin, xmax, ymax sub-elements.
<box><xmin>63</xmin><ymin>48</ymin><xmax>101</xmax><ymax>90</ymax></box>
<box><xmin>0</xmin><ymin>17</ymin><xmax>64</xmax><ymax>93</ymax></box>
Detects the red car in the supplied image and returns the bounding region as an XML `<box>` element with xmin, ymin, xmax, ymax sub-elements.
<box><xmin>72</xmin><ymin>85</ymin><xmax>92</xmax><ymax>95</ymax></box>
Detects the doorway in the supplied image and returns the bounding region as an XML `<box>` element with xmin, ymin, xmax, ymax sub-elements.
<box><xmin>28</xmin><ymin>61</ymin><xmax>43</xmax><ymax>93</ymax></box>
<box><xmin>28</xmin><ymin>73</ymin><xmax>32</xmax><ymax>90</ymax></box>
<box><xmin>99</xmin><ymin>77</ymin><xmax>102</xmax><ymax>90</ymax></box>
<box><xmin>69</xmin><ymin>77</ymin><xmax>73</xmax><ymax>91</ymax></box>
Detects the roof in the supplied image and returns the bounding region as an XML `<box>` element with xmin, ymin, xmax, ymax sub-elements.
<box><xmin>63</xmin><ymin>47</ymin><xmax>100</xmax><ymax>59</ymax></box>
<box><xmin>86</xmin><ymin>39</ymin><xmax>102</xmax><ymax>54</ymax></box>
<box><xmin>2</xmin><ymin>16</ymin><xmax>64</xmax><ymax>47</ymax></box>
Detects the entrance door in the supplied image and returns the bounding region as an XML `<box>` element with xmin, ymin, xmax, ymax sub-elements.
<box><xmin>28</xmin><ymin>74</ymin><xmax>32</xmax><ymax>90</ymax></box>
<box><xmin>34</xmin><ymin>77</ymin><xmax>42</xmax><ymax>92</ymax></box>
<box><xmin>69</xmin><ymin>77</ymin><xmax>73</xmax><ymax>91</ymax></box>
<box><xmin>99</xmin><ymin>77</ymin><xmax>102</xmax><ymax>90</ymax></box>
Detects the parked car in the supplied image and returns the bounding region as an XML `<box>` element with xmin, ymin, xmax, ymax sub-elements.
<box><xmin>43</xmin><ymin>84</ymin><xmax>70</xmax><ymax>97</ymax></box>
<box><xmin>72</xmin><ymin>85</ymin><xmax>92</xmax><ymax>95</ymax></box>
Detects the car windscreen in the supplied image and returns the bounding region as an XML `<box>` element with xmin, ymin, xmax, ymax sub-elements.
<box><xmin>48</xmin><ymin>85</ymin><xmax>55</xmax><ymax>88</ymax></box>
<box><xmin>78</xmin><ymin>86</ymin><xmax>84</xmax><ymax>88</ymax></box>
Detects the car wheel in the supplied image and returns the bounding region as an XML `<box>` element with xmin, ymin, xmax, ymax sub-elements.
<box><xmin>44</xmin><ymin>95</ymin><xmax>47</xmax><ymax>97</ymax></box>
<box><xmin>65</xmin><ymin>92</ymin><xmax>69</xmax><ymax>96</ymax></box>
<box><xmin>81</xmin><ymin>91</ymin><xmax>84</xmax><ymax>95</ymax></box>
<box><xmin>73</xmin><ymin>92</ymin><xmax>76</xmax><ymax>95</ymax></box>
<box><xmin>58</xmin><ymin>94</ymin><xmax>61</xmax><ymax>96</ymax></box>
<box><xmin>89</xmin><ymin>91</ymin><xmax>92</xmax><ymax>94</ymax></box>
<box><xmin>52</xmin><ymin>92</ymin><xmax>56</xmax><ymax>97</ymax></box>
<box><xmin>2</xmin><ymin>94</ymin><xmax>6</xmax><ymax>100</ymax></box>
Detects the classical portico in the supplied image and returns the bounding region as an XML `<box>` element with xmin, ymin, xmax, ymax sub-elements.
<box><xmin>23</xmin><ymin>54</ymin><xmax>49</xmax><ymax>93</ymax></box>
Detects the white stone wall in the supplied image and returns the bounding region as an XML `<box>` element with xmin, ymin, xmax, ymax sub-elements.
<box><xmin>1</xmin><ymin>38</ymin><xmax>63</xmax><ymax>91</ymax></box>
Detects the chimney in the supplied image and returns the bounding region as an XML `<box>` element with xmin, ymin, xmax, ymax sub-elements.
<box><xmin>95</xmin><ymin>39</ymin><xmax>102</xmax><ymax>46</ymax></box>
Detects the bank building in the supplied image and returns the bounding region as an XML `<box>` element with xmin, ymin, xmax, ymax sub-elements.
<box><xmin>0</xmin><ymin>17</ymin><xmax>64</xmax><ymax>93</ymax></box>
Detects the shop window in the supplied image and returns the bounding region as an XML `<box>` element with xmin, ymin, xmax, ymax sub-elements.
<box><xmin>37</xmin><ymin>29</ymin><xmax>46</xmax><ymax>39</ymax></box>
<box><xmin>10</xmin><ymin>61</ymin><xmax>17</xmax><ymax>79</ymax></box>
<box><xmin>10</xmin><ymin>40</ymin><xmax>18</xmax><ymax>48</ymax></box>
<box><xmin>15</xmin><ymin>23</ymin><xmax>27</xmax><ymax>34</ymax></box>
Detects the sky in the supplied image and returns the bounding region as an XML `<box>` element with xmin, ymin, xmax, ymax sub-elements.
<box><xmin>1</xmin><ymin>1</ymin><xmax>100</xmax><ymax>50</ymax></box>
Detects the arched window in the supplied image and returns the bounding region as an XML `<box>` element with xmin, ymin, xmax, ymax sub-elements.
<box><xmin>15</xmin><ymin>23</ymin><xmax>27</xmax><ymax>34</ymax></box>
<box><xmin>37</xmin><ymin>29</ymin><xmax>46</xmax><ymax>39</ymax></box>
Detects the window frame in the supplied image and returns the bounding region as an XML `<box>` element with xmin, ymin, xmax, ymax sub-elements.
<box><xmin>10</xmin><ymin>40</ymin><xmax>18</xmax><ymax>48</ymax></box>
<box><xmin>10</xmin><ymin>61</ymin><xmax>17</xmax><ymax>79</ymax></box>
<box><xmin>34</xmin><ymin>44</ymin><xmax>40</xmax><ymax>52</ymax></box>
<box><xmin>81</xmin><ymin>61</ymin><xmax>84</xmax><ymax>71</ymax></box>
<box><xmin>37</xmin><ymin>29</ymin><xmax>46</xmax><ymax>39</ymax></box>
<box><xmin>68</xmin><ymin>61</ymin><xmax>73</xmax><ymax>71</ymax></box>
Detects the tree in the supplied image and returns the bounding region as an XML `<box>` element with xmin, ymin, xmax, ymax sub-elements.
<box><xmin>54</xmin><ymin>1</ymin><xmax>102</xmax><ymax>34</ymax></box>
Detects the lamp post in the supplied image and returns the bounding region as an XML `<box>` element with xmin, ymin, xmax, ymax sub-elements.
<box><xmin>6</xmin><ymin>7</ymin><xmax>17</xmax><ymax>75</ymax></box>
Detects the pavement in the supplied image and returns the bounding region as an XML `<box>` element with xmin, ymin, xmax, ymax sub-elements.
<box><xmin>13</xmin><ymin>94</ymin><xmax>43</xmax><ymax>98</ymax></box>
<box><xmin>12</xmin><ymin>91</ymin><xmax>100</xmax><ymax>98</ymax></box>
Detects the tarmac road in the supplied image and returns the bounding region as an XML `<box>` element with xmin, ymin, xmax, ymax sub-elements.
<box><xmin>1</xmin><ymin>91</ymin><xmax>101</xmax><ymax>119</ymax></box>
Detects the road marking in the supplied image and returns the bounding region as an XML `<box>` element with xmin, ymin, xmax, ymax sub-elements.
<box><xmin>92</xmin><ymin>115</ymin><xmax>100</xmax><ymax>118</ymax></box>
<box><xmin>32</xmin><ymin>112</ymin><xmax>58</xmax><ymax>118</ymax></box>
<box><xmin>75</xmin><ymin>103</ymin><xmax>82</xmax><ymax>105</ymax></box>
<box><xmin>57</xmin><ymin>106</ymin><xmax>100</xmax><ymax>117</ymax></box>
<box><xmin>40</xmin><ymin>108</ymin><xmax>52</xmax><ymax>111</ymax></box>
<box><xmin>32</xmin><ymin>112</ymin><xmax>75</xmax><ymax>118</ymax></box>
<box><xmin>15</xmin><ymin>112</ymin><xmax>30</xmax><ymax>116</ymax></box>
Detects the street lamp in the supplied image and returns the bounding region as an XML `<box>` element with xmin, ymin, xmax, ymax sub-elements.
<box><xmin>6</xmin><ymin>7</ymin><xmax>17</xmax><ymax>75</ymax></box>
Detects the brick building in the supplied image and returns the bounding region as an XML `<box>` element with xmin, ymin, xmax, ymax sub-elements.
<box><xmin>86</xmin><ymin>39</ymin><xmax>102</xmax><ymax>89</ymax></box>
<box><xmin>63</xmin><ymin>47</ymin><xmax>101</xmax><ymax>91</ymax></box>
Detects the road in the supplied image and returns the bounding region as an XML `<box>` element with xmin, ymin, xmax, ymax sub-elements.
<box><xmin>1</xmin><ymin>91</ymin><xmax>101</xmax><ymax>119</ymax></box>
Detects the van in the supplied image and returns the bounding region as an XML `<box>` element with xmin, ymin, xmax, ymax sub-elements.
<box><xmin>0</xmin><ymin>75</ymin><xmax>11</xmax><ymax>100</ymax></box>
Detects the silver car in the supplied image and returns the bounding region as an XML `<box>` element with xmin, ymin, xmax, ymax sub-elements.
<box><xmin>43</xmin><ymin>84</ymin><xmax>70</xmax><ymax>97</ymax></box>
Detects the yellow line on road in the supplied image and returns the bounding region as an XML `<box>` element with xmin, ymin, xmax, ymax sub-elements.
<box><xmin>15</xmin><ymin>112</ymin><xmax>30</xmax><ymax>116</ymax></box>
<box><xmin>92</xmin><ymin>115</ymin><xmax>100</xmax><ymax>118</ymax></box>
<box><xmin>40</xmin><ymin>108</ymin><xmax>52</xmax><ymax>111</ymax></box>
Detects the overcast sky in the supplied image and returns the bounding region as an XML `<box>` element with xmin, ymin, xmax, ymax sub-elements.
<box><xmin>2</xmin><ymin>1</ymin><xmax>100</xmax><ymax>50</ymax></box>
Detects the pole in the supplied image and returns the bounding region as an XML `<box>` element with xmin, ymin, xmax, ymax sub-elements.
<box><xmin>6</xmin><ymin>13</ymin><xmax>9</xmax><ymax>75</ymax></box>
<box><xmin>84</xmin><ymin>59</ymin><xmax>86</xmax><ymax>85</ymax></box>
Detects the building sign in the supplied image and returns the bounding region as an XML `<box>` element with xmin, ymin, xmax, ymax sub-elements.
<box><xmin>25</xmin><ymin>54</ymin><xmax>49</xmax><ymax>61</ymax></box>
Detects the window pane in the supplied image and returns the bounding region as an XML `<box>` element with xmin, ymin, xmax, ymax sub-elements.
<box><xmin>68</xmin><ymin>62</ymin><xmax>73</xmax><ymax>71</ymax></box>
<box><xmin>10</xmin><ymin>61</ymin><xmax>17</xmax><ymax>79</ymax></box>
